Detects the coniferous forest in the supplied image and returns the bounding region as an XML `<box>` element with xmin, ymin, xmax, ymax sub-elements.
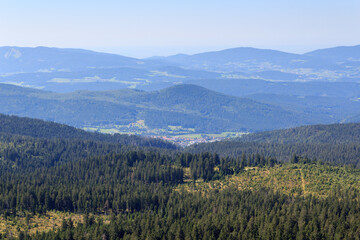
<box><xmin>1</xmin><ymin>115</ymin><xmax>360</xmax><ymax>239</ymax></box>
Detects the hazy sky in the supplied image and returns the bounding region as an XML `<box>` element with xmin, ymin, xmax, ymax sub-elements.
<box><xmin>1</xmin><ymin>0</ymin><xmax>359</xmax><ymax>58</ymax></box>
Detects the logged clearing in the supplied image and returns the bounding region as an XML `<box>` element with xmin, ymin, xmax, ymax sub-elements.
<box><xmin>177</xmin><ymin>163</ymin><xmax>360</xmax><ymax>198</ymax></box>
<box><xmin>0</xmin><ymin>211</ymin><xmax>110</xmax><ymax>238</ymax></box>
<box><xmin>2</xmin><ymin>163</ymin><xmax>360</xmax><ymax>237</ymax></box>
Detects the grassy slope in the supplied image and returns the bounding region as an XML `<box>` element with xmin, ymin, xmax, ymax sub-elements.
<box><xmin>179</xmin><ymin>163</ymin><xmax>360</xmax><ymax>198</ymax></box>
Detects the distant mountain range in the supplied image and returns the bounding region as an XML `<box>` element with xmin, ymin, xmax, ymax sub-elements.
<box><xmin>155</xmin><ymin>47</ymin><xmax>328</xmax><ymax>72</ymax></box>
<box><xmin>1</xmin><ymin>45</ymin><xmax>360</xmax><ymax>93</ymax></box>
<box><xmin>305</xmin><ymin>45</ymin><xmax>360</xmax><ymax>62</ymax></box>
<box><xmin>164</xmin><ymin>45</ymin><xmax>360</xmax><ymax>72</ymax></box>
<box><xmin>1</xmin><ymin>45</ymin><xmax>360</xmax><ymax>134</ymax></box>
<box><xmin>0</xmin><ymin>46</ymin><xmax>222</xmax><ymax>92</ymax></box>
<box><xmin>0</xmin><ymin>46</ymin><xmax>140</xmax><ymax>73</ymax></box>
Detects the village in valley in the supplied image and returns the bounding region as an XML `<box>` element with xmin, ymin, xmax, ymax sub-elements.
<box><xmin>83</xmin><ymin>120</ymin><xmax>246</xmax><ymax>147</ymax></box>
<box><xmin>151</xmin><ymin>135</ymin><xmax>226</xmax><ymax>147</ymax></box>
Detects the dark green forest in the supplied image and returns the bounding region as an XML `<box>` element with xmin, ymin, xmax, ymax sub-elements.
<box><xmin>1</xmin><ymin>114</ymin><xmax>360</xmax><ymax>239</ymax></box>
<box><xmin>238</xmin><ymin>123</ymin><xmax>360</xmax><ymax>144</ymax></box>
<box><xmin>188</xmin><ymin>122</ymin><xmax>360</xmax><ymax>168</ymax></box>
<box><xmin>0</xmin><ymin>114</ymin><xmax>176</xmax><ymax>149</ymax></box>
<box><xmin>188</xmin><ymin>141</ymin><xmax>360</xmax><ymax>167</ymax></box>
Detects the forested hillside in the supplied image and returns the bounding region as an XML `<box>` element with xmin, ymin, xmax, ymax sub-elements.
<box><xmin>1</xmin><ymin>115</ymin><xmax>360</xmax><ymax>239</ymax></box>
<box><xmin>188</xmin><ymin>141</ymin><xmax>360</xmax><ymax>167</ymax></box>
<box><xmin>1</xmin><ymin>150</ymin><xmax>359</xmax><ymax>239</ymax></box>
<box><xmin>187</xmin><ymin>123</ymin><xmax>360</xmax><ymax>167</ymax></box>
<box><xmin>238</xmin><ymin>122</ymin><xmax>360</xmax><ymax>144</ymax></box>
<box><xmin>0</xmin><ymin>133</ymin><xmax>123</xmax><ymax>173</ymax></box>
<box><xmin>0</xmin><ymin>114</ymin><xmax>176</xmax><ymax>149</ymax></box>
<box><xmin>0</xmin><ymin>113</ymin><xmax>179</xmax><ymax>177</ymax></box>
<box><xmin>0</xmin><ymin>83</ymin><xmax>314</xmax><ymax>133</ymax></box>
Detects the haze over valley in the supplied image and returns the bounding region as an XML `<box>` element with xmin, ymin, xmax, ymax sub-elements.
<box><xmin>0</xmin><ymin>45</ymin><xmax>360</xmax><ymax>144</ymax></box>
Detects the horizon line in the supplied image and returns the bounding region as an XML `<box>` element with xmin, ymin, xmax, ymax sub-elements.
<box><xmin>1</xmin><ymin>43</ymin><xmax>359</xmax><ymax>59</ymax></box>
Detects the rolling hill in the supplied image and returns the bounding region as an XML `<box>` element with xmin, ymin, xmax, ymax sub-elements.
<box><xmin>305</xmin><ymin>45</ymin><xmax>360</xmax><ymax>63</ymax></box>
<box><xmin>2</xmin><ymin>45</ymin><xmax>360</xmax><ymax>135</ymax></box>
<box><xmin>158</xmin><ymin>46</ymin><xmax>360</xmax><ymax>73</ymax></box>
<box><xmin>0</xmin><ymin>83</ymin><xmax>317</xmax><ymax>133</ymax></box>
<box><xmin>160</xmin><ymin>47</ymin><xmax>317</xmax><ymax>72</ymax></box>
<box><xmin>0</xmin><ymin>113</ymin><xmax>178</xmax><ymax>174</ymax></box>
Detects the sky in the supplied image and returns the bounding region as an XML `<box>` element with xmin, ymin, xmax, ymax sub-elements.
<box><xmin>1</xmin><ymin>0</ymin><xmax>360</xmax><ymax>58</ymax></box>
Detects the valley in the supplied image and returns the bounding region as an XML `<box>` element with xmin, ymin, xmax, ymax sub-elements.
<box><xmin>0</xmin><ymin>83</ymin><xmax>317</xmax><ymax>135</ymax></box>
<box><xmin>83</xmin><ymin>120</ymin><xmax>245</xmax><ymax>147</ymax></box>
<box><xmin>1</xmin><ymin>45</ymin><xmax>360</xmax><ymax>140</ymax></box>
<box><xmin>2</xmin><ymin>46</ymin><xmax>360</xmax><ymax>94</ymax></box>
<box><xmin>3</xmin><ymin>1</ymin><xmax>360</xmax><ymax>239</ymax></box>
<box><xmin>1</xmin><ymin>45</ymin><xmax>360</xmax><ymax>239</ymax></box>
<box><xmin>0</xmin><ymin>101</ymin><xmax>359</xmax><ymax>239</ymax></box>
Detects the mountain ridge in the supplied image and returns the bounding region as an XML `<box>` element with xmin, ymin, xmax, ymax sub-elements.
<box><xmin>1</xmin><ymin>44</ymin><xmax>360</xmax><ymax>93</ymax></box>
<box><xmin>0</xmin><ymin>83</ymin><xmax>316</xmax><ymax>133</ymax></box>
<box><xmin>305</xmin><ymin>44</ymin><xmax>360</xmax><ymax>60</ymax></box>
<box><xmin>0</xmin><ymin>46</ymin><xmax>140</xmax><ymax>74</ymax></box>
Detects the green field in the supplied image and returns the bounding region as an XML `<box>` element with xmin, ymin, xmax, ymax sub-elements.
<box><xmin>83</xmin><ymin>122</ymin><xmax>246</xmax><ymax>140</ymax></box>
